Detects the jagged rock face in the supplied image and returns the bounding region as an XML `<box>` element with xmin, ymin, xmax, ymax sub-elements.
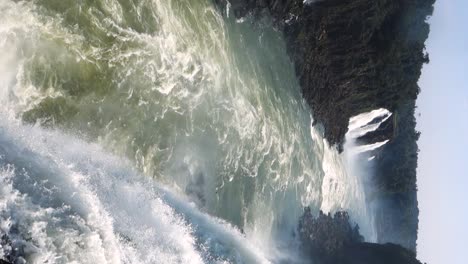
<box><xmin>291</xmin><ymin>0</ymin><xmax>433</xmax><ymax>150</ymax></box>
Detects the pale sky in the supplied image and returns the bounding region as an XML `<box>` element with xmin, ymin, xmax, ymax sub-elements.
<box><xmin>417</xmin><ymin>1</ymin><xmax>468</xmax><ymax>263</ymax></box>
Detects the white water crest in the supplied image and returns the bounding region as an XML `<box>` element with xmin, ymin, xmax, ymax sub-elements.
<box><xmin>0</xmin><ymin>116</ymin><xmax>270</xmax><ymax>264</ymax></box>
<box><xmin>0</xmin><ymin>0</ymin><xmax>376</xmax><ymax>262</ymax></box>
<box><xmin>347</xmin><ymin>109</ymin><xmax>392</xmax><ymax>139</ymax></box>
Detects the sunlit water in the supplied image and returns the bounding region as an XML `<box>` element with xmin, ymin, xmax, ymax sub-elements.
<box><xmin>0</xmin><ymin>0</ymin><xmax>375</xmax><ymax>263</ymax></box>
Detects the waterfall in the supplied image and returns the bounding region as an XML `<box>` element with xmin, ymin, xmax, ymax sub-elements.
<box><xmin>0</xmin><ymin>0</ymin><xmax>373</xmax><ymax>262</ymax></box>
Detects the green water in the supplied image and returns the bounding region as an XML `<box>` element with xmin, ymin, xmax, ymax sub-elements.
<box><xmin>0</xmin><ymin>0</ymin><xmax>368</xmax><ymax>258</ymax></box>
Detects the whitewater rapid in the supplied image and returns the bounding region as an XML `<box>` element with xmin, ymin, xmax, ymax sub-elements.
<box><xmin>0</xmin><ymin>116</ymin><xmax>270</xmax><ymax>263</ymax></box>
<box><xmin>0</xmin><ymin>0</ymin><xmax>377</xmax><ymax>263</ymax></box>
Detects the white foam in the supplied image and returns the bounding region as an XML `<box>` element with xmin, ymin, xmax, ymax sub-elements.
<box><xmin>354</xmin><ymin>140</ymin><xmax>390</xmax><ymax>154</ymax></box>
<box><xmin>347</xmin><ymin>108</ymin><xmax>392</xmax><ymax>139</ymax></box>
<box><xmin>0</xmin><ymin>116</ymin><xmax>270</xmax><ymax>263</ymax></box>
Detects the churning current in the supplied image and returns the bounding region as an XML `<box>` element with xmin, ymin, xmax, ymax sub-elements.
<box><xmin>0</xmin><ymin>0</ymin><xmax>373</xmax><ymax>263</ymax></box>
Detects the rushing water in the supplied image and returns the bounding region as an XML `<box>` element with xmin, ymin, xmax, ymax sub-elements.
<box><xmin>0</xmin><ymin>0</ymin><xmax>374</xmax><ymax>263</ymax></box>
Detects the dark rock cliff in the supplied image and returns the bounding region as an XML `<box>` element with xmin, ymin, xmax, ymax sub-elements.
<box><xmin>298</xmin><ymin>208</ymin><xmax>423</xmax><ymax>264</ymax></box>
<box><xmin>214</xmin><ymin>0</ymin><xmax>434</xmax><ymax>254</ymax></box>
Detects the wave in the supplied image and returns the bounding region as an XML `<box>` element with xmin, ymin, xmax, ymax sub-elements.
<box><xmin>0</xmin><ymin>116</ymin><xmax>269</xmax><ymax>263</ymax></box>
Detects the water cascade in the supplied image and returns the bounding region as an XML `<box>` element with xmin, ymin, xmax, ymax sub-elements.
<box><xmin>0</xmin><ymin>0</ymin><xmax>375</xmax><ymax>263</ymax></box>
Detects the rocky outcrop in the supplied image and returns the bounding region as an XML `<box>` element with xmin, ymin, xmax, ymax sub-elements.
<box><xmin>214</xmin><ymin>0</ymin><xmax>434</xmax><ymax>251</ymax></box>
<box><xmin>298</xmin><ymin>208</ymin><xmax>363</xmax><ymax>259</ymax></box>
<box><xmin>298</xmin><ymin>208</ymin><xmax>423</xmax><ymax>264</ymax></box>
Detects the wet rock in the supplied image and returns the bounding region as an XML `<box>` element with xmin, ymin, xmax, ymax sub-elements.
<box><xmin>297</xmin><ymin>207</ymin><xmax>423</xmax><ymax>264</ymax></box>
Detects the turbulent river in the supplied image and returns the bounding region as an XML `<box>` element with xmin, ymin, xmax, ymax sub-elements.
<box><xmin>0</xmin><ymin>0</ymin><xmax>375</xmax><ymax>263</ymax></box>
